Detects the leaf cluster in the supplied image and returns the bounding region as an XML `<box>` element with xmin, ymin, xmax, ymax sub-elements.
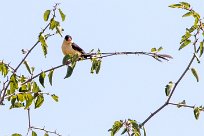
<box><xmin>108</xmin><ymin>119</ymin><xmax>146</xmax><ymax>136</ymax></box>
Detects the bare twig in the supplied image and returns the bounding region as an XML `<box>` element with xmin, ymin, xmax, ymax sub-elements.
<box><xmin>5</xmin><ymin>91</ymin><xmax>51</xmax><ymax>100</ymax></box>
<box><xmin>31</xmin><ymin>126</ymin><xmax>62</xmax><ymax>136</ymax></box>
<box><xmin>168</xmin><ymin>102</ymin><xmax>195</xmax><ymax>109</ymax></box>
<box><xmin>26</xmin><ymin>108</ymin><xmax>31</xmax><ymax>136</ymax></box>
<box><xmin>0</xmin><ymin>78</ymin><xmax>9</xmax><ymax>104</ymax></box>
<box><xmin>22</xmin><ymin>64</ymin><xmax>64</xmax><ymax>85</ymax></box>
<box><xmin>86</xmin><ymin>51</ymin><xmax>173</xmax><ymax>61</ymax></box>
<box><xmin>140</xmin><ymin>102</ymin><xmax>168</xmax><ymax>127</ymax></box>
<box><xmin>28</xmin><ymin>108</ymin><xmax>31</xmax><ymax>128</ymax></box>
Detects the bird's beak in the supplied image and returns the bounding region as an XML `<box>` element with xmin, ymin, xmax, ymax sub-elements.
<box><xmin>68</xmin><ymin>37</ymin><xmax>72</xmax><ymax>42</ymax></box>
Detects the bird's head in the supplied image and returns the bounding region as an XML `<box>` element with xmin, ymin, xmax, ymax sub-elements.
<box><xmin>65</xmin><ymin>35</ymin><xmax>72</xmax><ymax>43</ymax></box>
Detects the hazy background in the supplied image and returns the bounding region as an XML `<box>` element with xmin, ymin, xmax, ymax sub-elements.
<box><xmin>1</xmin><ymin>0</ymin><xmax>204</xmax><ymax>136</ymax></box>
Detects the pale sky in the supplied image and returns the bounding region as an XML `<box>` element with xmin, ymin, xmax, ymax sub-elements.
<box><xmin>1</xmin><ymin>1</ymin><xmax>204</xmax><ymax>136</ymax></box>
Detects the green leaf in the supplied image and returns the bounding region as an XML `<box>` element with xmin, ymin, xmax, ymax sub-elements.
<box><xmin>193</xmin><ymin>12</ymin><xmax>200</xmax><ymax>20</ymax></box>
<box><xmin>142</xmin><ymin>126</ymin><xmax>146</xmax><ymax>136</ymax></box>
<box><xmin>41</xmin><ymin>43</ymin><xmax>48</xmax><ymax>58</ymax></box>
<box><xmin>17</xmin><ymin>93</ymin><xmax>24</xmax><ymax>102</ymax></box>
<box><xmin>44</xmin><ymin>133</ymin><xmax>49</xmax><ymax>136</ymax></box>
<box><xmin>64</xmin><ymin>55</ymin><xmax>78</xmax><ymax>79</ymax></box>
<box><xmin>2</xmin><ymin>64</ymin><xmax>8</xmax><ymax>77</ymax></box>
<box><xmin>179</xmin><ymin>39</ymin><xmax>191</xmax><ymax>50</ymax></box>
<box><xmin>11</xmin><ymin>96</ymin><xmax>17</xmax><ymax>106</ymax></box>
<box><xmin>199</xmin><ymin>41</ymin><xmax>203</xmax><ymax>57</ymax></box>
<box><xmin>151</xmin><ymin>48</ymin><xmax>157</xmax><ymax>53</ymax></box>
<box><xmin>32</xmin><ymin>131</ymin><xmax>37</xmax><ymax>136</ymax></box>
<box><xmin>10</xmin><ymin>75</ymin><xmax>18</xmax><ymax>94</ymax></box>
<box><xmin>62</xmin><ymin>55</ymin><xmax>71</xmax><ymax>65</ymax></box>
<box><xmin>51</xmin><ymin>94</ymin><xmax>59</xmax><ymax>102</ymax></box>
<box><xmin>6</xmin><ymin>89</ymin><xmax>11</xmax><ymax>96</ymax></box>
<box><xmin>89</xmin><ymin>49</ymin><xmax>94</xmax><ymax>53</ymax></box>
<box><xmin>39</xmin><ymin>34</ymin><xmax>48</xmax><ymax>57</ymax></box>
<box><xmin>31</xmin><ymin>67</ymin><xmax>35</xmax><ymax>73</ymax></box>
<box><xmin>191</xmin><ymin>68</ymin><xmax>199</xmax><ymax>82</ymax></box>
<box><xmin>91</xmin><ymin>60</ymin><xmax>96</xmax><ymax>74</ymax></box>
<box><xmin>157</xmin><ymin>46</ymin><xmax>163</xmax><ymax>52</ymax></box>
<box><xmin>49</xmin><ymin>19</ymin><xmax>60</xmax><ymax>30</ymax></box>
<box><xmin>64</xmin><ymin>66</ymin><xmax>74</xmax><ymax>79</ymax></box>
<box><xmin>48</xmin><ymin>70</ymin><xmax>54</xmax><ymax>86</ymax></box>
<box><xmin>177</xmin><ymin>100</ymin><xmax>186</xmax><ymax>108</ymax></box>
<box><xmin>129</xmin><ymin>119</ymin><xmax>139</xmax><ymax>129</ymax></box>
<box><xmin>71</xmin><ymin>54</ymin><xmax>79</xmax><ymax>64</ymax></box>
<box><xmin>181</xmin><ymin>31</ymin><xmax>191</xmax><ymax>43</ymax></box>
<box><xmin>20</xmin><ymin>75</ymin><xmax>26</xmax><ymax>83</ymax></box>
<box><xmin>186</xmin><ymin>25</ymin><xmax>197</xmax><ymax>33</ymax></box>
<box><xmin>168</xmin><ymin>4</ymin><xmax>182</xmax><ymax>8</ymax></box>
<box><xmin>23</xmin><ymin>61</ymin><xmax>32</xmax><ymax>74</ymax></box>
<box><xmin>194</xmin><ymin>107</ymin><xmax>200</xmax><ymax>120</ymax></box>
<box><xmin>121</xmin><ymin>128</ymin><xmax>127</xmax><ymax>135</ymax></box>
<box><xmin>165</xmin><ymin>81</ymin><xmax>173</xmax><ymax>96</ymax></box>
<box><xmin>27</xmin><ymin>82</ymin><xmax>31</xmax><ymax>90</ymax></box>
<box><xmin>50</xmin><ymin>19</ymin><xmax>56</xmax><ymax>30</ymax></box>
<box><xmin>91</xmin><ymin>58</ymin><xmax>102</xmax><ymax>74</ymax></box>
<box><xmin>194</xmin><ymin>17</ymin><xmax>199</xmax><ymax>26</ymax></box>
<box><xmin>24</xmin><ymin>93</ymin><xmax>33</xmax><ymax>109</ymax></box>
<box><xmin>179</xmin><ymin>2</ymin><xmax>190</xmax><ymax>9</ymax></box>
<box><xmin>39</xmin><ymin>72</ymin><xmax>46</xmax><ymax>87</ymax></box>
<box><xmin>35</xmin><ymin>95</ymin><xmax>44</xmax><ymax>109</ymax></box>
<box><xmin>193</xmin><ymin>12</ymin><xmax>200</xmax><ymax>25</ymax></box>
<box><xmin>56</xmin><ymin>25</ymin><xmax>63</xmax><ymax>37</ymax></box>
<box><xmin>96</xmin><ymin>60</ymin><xmax>101</xmax><ymax>74</ymax></box>
<box><xmin>11</xmin><ymin>133</ymin><xmax>22</xmax><ymax>136</ymax></box>
<box><xmin>43</xmin><ymin>10</ymin><xmax>51</xmax><ymax>21</ymax></box>
<box><xmin>58</xmin><ymin>8</ymin><xmax>66</xmax><ymax>21</ymax></box>
<box><xmin>110</xmin><ymin>121</ymin><xmax>123</xmax><ymax>136</ymax></box>
<box><xmin>10</xmin><ymin>102</ymin><xmax>24</xmax><ymax>109</ymax></box>
<box><xmin>19</xmin><ymin>84</ymin><xmax>28</xmax><ymax>92</ymax></box>
<box><xmin>182</xmin><ymin>11</ymin><xmax>193</xmax><ymax>17</ymax></box>
<box><xmin>32</xmin><ymin>82</ymin><xmax>40</xmax><ymax>93</ymax></box>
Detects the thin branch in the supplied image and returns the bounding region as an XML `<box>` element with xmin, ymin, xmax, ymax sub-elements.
<box><xmin>26</xmin><ymin>108</ymin><xmax>31</xmax><ymax>136</ymax></box>
<box><xmin>31</xmin><ymin>126</ymin><xmax>62</xmax><ymax>136</ymax></box>
<box><xmin>140</xmin><ymin>102</ymin><xmax>168</xmax><ymax>127</ymax></box>
<box><xmin>0</xmin><ymin>78</ymin><xmax>9</xmax><ymax>104</ymax></box>
<box><xmin>20</xmin><ymin>51</ymin><xmax>172</xmax><ymax>86</ymax></box>
<box><xmin>86</xmin><ymin>51</ymin><xmax>173</xmax><ymax>61</ymax></box>
<box><xmin>166</xmin><ymin>54</ymin><xmax>196</xmax><ymax>103</ymax></box>
<box><xmin>28</xmin><ymin>108</ymin><xmax>31</xmax><ymax>128</ymax></box>
<box><xmin>15</xmin><ymin>41</ymin><xmax>40</xmax><ymax>73</ymax></box>
<box><xmin>168</xmin><ymin>102</ymin><xmax>195</xmax><ymax>109</ymax></box>
<box><xmin>5</xmin><ymin>91</ymin><xmax>51</xmax><ymax>100</ymax></box>
<box><xmin>22</xmin><ymin>64</ymin><xmax>64</xmax><ymax>85</ymax></box>
<box><xmin>167</xmin><ymin>27</ymin><xmax>200</xmax><ymax>103</ymax></box>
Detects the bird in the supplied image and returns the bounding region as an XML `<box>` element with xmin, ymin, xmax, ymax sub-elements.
<box><xmin>61</xmin><ymin>35</ymin><xmax>87</xmax><ymax>58</ymax></box>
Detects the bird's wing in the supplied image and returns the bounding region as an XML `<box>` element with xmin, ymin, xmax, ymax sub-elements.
<box><xmin>71</xmin><ymin>42</ymin><xmax>86</xmax><ymax>54</ymax></box>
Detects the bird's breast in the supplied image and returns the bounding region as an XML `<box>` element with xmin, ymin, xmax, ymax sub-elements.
<box><xmin>61</xmin><ymin>43</ymin><xmax>81</xmax><ymax>56</ymax></box>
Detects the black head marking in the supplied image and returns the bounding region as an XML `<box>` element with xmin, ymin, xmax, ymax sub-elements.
<box><xmin>65</xmin><ymin>35</ymin><xmax>72</xmax><ymax>41</ymax></box>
